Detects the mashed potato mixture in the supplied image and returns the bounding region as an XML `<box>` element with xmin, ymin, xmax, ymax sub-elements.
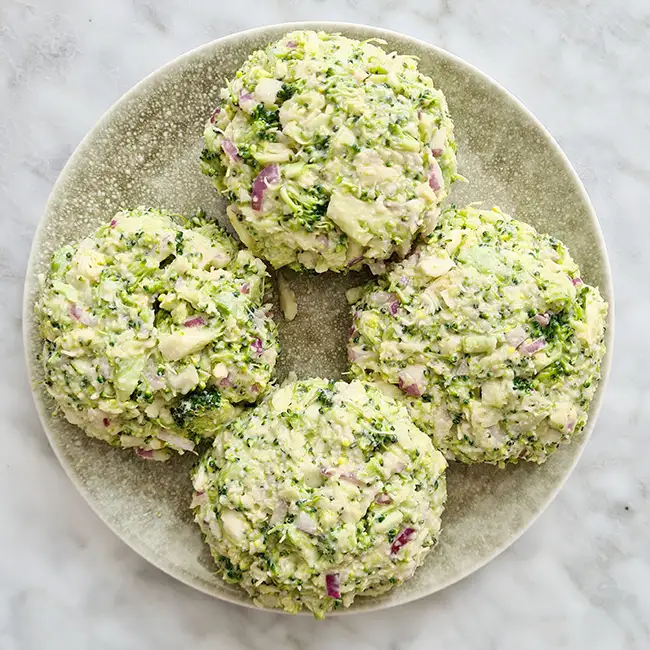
<box><xmin>201</xmin><ymin>30</ymin><xmax>457</xmax><ymax>272</ymax></box>
<box><xmin>36</xmin><ymin>208</ymin><xmax>278</xmax><ymax>459</ymax></box>
<box><xmin>192</xmin><ymin>379</ymin><xmax>447</xmax><ymax>617</ymax></box>
<box><xmin>349</xmin><ymin>206</ymin><xmax>607</xmax><ymax>465</ymax></box>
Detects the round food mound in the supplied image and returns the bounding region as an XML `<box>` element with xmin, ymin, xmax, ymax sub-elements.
<box><xmin>192</xmin><ymin>379</ymin><xmax>447</xmax><ymax>617</ymax></box>
<box><xmin>201</xmin><ymin>30</ymin><xmax>457</xmax><ymax>273</ymax></box>
<box><xmin>35</xmin><ymin>207</ymin><xmax>278</xmax><ymax>459</ymax></box>
<box><xmin>349</xmin><ymin>206</ymin><xmax>608</xmax><ymax>465</ymax></box>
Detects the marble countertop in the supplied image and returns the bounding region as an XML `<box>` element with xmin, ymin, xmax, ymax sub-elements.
<box><xmin>1</xmin><ymin>1</ymin><xmax>648</xmax><ymax>648</ymax></box>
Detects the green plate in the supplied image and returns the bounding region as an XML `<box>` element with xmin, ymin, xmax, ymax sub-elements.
<box><xmin>23</xmin><ymin>22</ymin><xmax>614</xmax><ymax>615</ymax></box>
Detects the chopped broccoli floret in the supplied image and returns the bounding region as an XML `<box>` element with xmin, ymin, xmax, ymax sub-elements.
<box><xmin>171</xmin><ymin>388</ymin><xmax>239</xmax><ymax>436</ymax></box>
<box><xmin>276</xmin><ymin>82</ymin><xmax>297</xmax><ymax>103</ymax></box>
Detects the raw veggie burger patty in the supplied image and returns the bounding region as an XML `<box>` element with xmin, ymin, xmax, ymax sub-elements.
<box><xmin>201</xmin><ymin>30</ymin><xmax>457</xmax><ymax>273</ymax></box>
<box><xmin>192</xmin><ymin>379</ymin><xmax>447</xmax><ymax>617</ymax></box>
<box><xmin>348</xmin><ymin>206</ymin><xmax>608</xmax><ymax>465</ymax></box>
<box><xmin>35</xmin><ymin>207</ymin><xmax>278</xmax><ymax>459</ymax></box>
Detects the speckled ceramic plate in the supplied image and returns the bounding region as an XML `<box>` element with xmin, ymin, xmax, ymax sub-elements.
<box><xmin>23</xmin><ymin>22</ymin><xmax>613</xmax><ymax>615</ymax></box>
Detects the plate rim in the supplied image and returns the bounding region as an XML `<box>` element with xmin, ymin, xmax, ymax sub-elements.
<box><xmin>22</xmin><ymin>20</ymin><xmax>615</xmax><ymax>616</ymax></box>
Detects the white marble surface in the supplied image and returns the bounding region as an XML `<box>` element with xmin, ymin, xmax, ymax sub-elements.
<box><xmin>1</xmin><ymin>0</ymin><xmax>648</xmax><ymax>648</ymax></box>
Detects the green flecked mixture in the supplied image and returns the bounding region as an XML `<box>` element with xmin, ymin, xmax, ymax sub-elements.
<box><xmin>201</xmin><ymin>30</ymin><xmax>458</xmax><ymax>273</ymax></box>
<box><xmin>35</xmin><ymin>207</ymin><xmax>278</xmax><ymax>459</ymax></box>
<box><xmin>348</xmin><ymin>205</ymin><xmax>608</xmax><ymax>465</ymax></box>
<box><xmin>192</xmin><ymin>379</ymin><xmax>447</xmax><ymax>617</ymax></box>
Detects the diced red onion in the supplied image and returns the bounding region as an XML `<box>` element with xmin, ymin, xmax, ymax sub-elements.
<box><xmin>110</xmin><ymin>219</ymin><xmax>118</xmax><ymax>228</ymax></box>
<box><xmin>135</xmin><ymin>448</ymin><xmax>168</xmax><ymax>461</ymax></box>
<box><xmin>519</xmin><ymin>338</ymin><xmax>546</xmax><ymax>355</ymax></box>
<box><xmin>534</xmin><ymin>313</ymin><xmax>550</xmax><ymax>327</ymax></box>
<box><xmin>430</xmin><ymin>127</ymin><xmax>447</xmax><ymax>156</ymax></box>
<box><xmin>296</xmin><ymin>511</ymin><xmax>317</xmax><ymax>535</ymax></box>
<box><xmin>389</xmin><ymin>297</ymin><xmax>399</xmax><ymax>315</ymax></box>
<box><xmin>325</xmin><ymin>574</ymin><xmax>341</xmax><ymax>599</ymax></box>
<box><xmin>218</xmin><ymin>375</ymin><xmax>232</xmax><ymax>388</ymax></box>
<box><xmin>190</xmin><ymin>491</ymin><xmax>209</xmax><ymax>508</ymax></box>
<box><xmin>398</xmin><ymin>366</ymin><xmax>426</xmax><ymax>397</ymax></box>
<box><xmin>340</xmin><ymin>471</ymin><xmax>367</xmax><ymax>487</ymax></box>
<box><xmin>221</xmin><ymin>138</ymin><xmax>240</xmax><ymax>162</ymax></box>
<box><xmin>251</xmin><ymin>338</ymin><xmax>264</xmax><ymax>355</ymax></box>
<box><xmin>209</xmin><ymin>107</ymin><xmax>220</xmax><ymax>123</ymax></box>
<box><xmin>69</xmin><ymin>304</ymin><xmax>96</xmax><ymax>326</ymax></box>
<box><xmin>398</xmin><ymin>377</ymin><xmax>422</xmax><ymax>397</ymax></box>
<box><xmin>391</xmin><ymin>527</ymin><xmax>416</xmax><ymax>555</ymax></box>
<box><xmin>210</xmin><ymin>249</ymin><xmax>231</xmax><ymax>268</ymax></box>
<box><xmin>240</xmin><ymin>283</ymin><xmax>250</xmax><ymax>294</ymax></box>
<box><xmin>572</xmin><ymin>277</ymin><xmax>583</xmax><ymax>286</ymax></box>
<box><xmin>399</xmin><ymin>275</ymin><xmax>410</xmax><ymax>287</ymax></box>
<box><xmin>375</xmin><ymin>492</ymin><xmax>393</xmax><ymax>505</ymax></box>
<box><xmin>347</xmin><ymin>346</ymin><xmax>363</xmax><ymax>363</ymax></box>
<box><xmin>251</xmin><ymin>164</ymin><xmax>280</xmax><ymax>212</ymax></box>
<box><xmin>144</xmin><ymin>370</ymin><xmax>166</xmax><ymax>391</ymax></box>
<box><xmin>157</xmin><ymin>431</ymin><xmax>196</xmax><ymax>452</ymax></box>
<box><xmin>320</xmin><ymin>467</ymin><xmax>336</xmax><ymax>478</ymax></box>
<box><xmin>286</xmin><ymin>40</ymin><xmax>297</xmax><ymax>49</ymax></box>
<box><xmin>351</xmin><ymin>68</ymin><xmax>366</xmax><ymax>83</ymax></box>
<box><xmin>251</xmin><ymin>383</ymin><xmax>261</xmax><ymax>394</ymax></box>
<box><xmin>347</xmin><ymin>256</ymin><xmax>363</xmax><ymax>267</ymax></box>
<box><xmin>239</xmin><ymin>91</ymin><xmax>258</xmax><ymax>113</ymax></box>
<box><xmin>348</xmin><ymin>325</ymin><xmax>356</xmax><ymax>339</ymax></box>
<box><xmin>428</xmin><ymin>158</ymin><xmax>443</xmax><ymax>192</ymax></box>
<box><xmin>184</xmin><ymin>316</ymin><xmax>206</xmax><ymax>328</ymax></box>
<box><xmin>567</xmin><ymin>418</ymin><xmax>577</xmax><ymax>432</ymax></box>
